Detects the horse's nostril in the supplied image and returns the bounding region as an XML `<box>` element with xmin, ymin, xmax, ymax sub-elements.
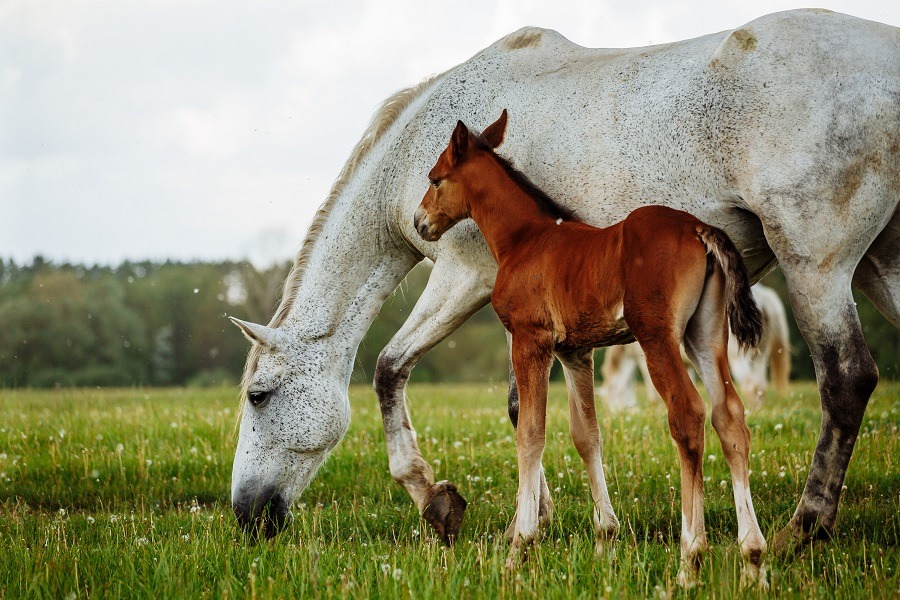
<box><xmin>234</xmin><ymin>487</ymin><xmax>292</xmax><ymax>540</ymax></box>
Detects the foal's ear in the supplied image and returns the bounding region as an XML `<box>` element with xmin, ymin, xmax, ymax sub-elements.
<box><xmin>449</xmin><ymin>120</ymin><xmax>470</xmax><ymax>166</ymax></box>
<box><xmin>481</xmin><ymin>109</ymin><xmax>508</xmax><ymax>149</ymax></box>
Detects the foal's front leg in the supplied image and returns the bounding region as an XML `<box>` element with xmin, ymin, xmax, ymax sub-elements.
<box><xmin>505</xmin><ymin>332</ymin><xmax>553</xmax><ymax>569</ymax></box>
<box><xmin>505</xmin><ymin>331</ymin><xmax>554</xmax><ymax>541</ymax></box>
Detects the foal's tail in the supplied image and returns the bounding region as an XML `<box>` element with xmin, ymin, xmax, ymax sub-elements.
<box><xmin>696</xmin><ymin>226</ymin><xmax>763</xmax><ymax>350</ymax></box>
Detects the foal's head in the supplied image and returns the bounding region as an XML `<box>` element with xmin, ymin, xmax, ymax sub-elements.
<box><xmin>414</xmin><ymin>110</ymin><xmax>508</xmax><ymax>241</ymax></box>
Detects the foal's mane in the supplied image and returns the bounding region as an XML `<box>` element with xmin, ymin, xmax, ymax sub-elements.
<box><xmin>237</xmin><ymin>74</ymin><xmax>442</xmax><ymax>410</ymax></box>
<box><xmin>475</xmin><ymin>136</ymin><xmax>576</xmax><ymax>222</ymax></box>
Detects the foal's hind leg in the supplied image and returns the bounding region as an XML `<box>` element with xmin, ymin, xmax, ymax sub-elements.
<box><xmin>505</xmin><ymin>331</ymin><xmax>553</xmax><ymax>541</ymax></box>
<box><xmin>683</xmin><ymin>269</ymin><xmax>766</xmax><ymax>585</ymax></box>
<box><xmin>558</xmin><ymin>349</ymin><xmax>619</xmax><ymax>552</ymax></box>
<box><xmin>632</xmin><ymin>332</ymin><xmax>708</xmax><ymax>587</ymax></box>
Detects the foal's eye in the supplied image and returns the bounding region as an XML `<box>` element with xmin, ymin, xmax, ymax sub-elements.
<box><xmin>430</xmin><ymin>178</ymin><xmax>439</xmax><ymax>189</ymax></box>
<box><xmin>248</xmin><ymin>390</ymin><xmax>271</xmax><ymax>408</ymax></box>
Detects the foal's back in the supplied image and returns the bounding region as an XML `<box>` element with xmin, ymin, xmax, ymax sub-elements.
<box><xmin>492</xmin><ymin>206</ymin><xmax>711</xmax><ymax>351</ymax></box>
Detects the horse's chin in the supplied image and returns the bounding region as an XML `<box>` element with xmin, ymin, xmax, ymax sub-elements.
<box><xmin>233</xmin><ymin>485</ymin><xmax>294</xmax><ymax>540</ymax></box>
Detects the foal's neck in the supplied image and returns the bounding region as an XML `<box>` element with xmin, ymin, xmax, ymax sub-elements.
<box><xmin>467</xmin><ymin>159</ymin><xmax>561</xmax><ymax>263</ymax></box>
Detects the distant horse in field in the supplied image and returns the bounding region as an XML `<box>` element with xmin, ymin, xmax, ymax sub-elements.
<box><xmin>600</xmin><ymin>283</ymin><xmax>791</xmax><ymax>410</ymax></box>
<box><xmin>228</xmin><ymin>10</ymin><xmax>898</xmax><ymax>557</ymax></box>
<box><xmin>414</xmin><ymin>110</ymin><xmax>767</xmax><ymax>584</ymax></box>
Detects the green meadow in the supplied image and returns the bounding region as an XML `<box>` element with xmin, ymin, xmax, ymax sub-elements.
<box><xmin>1</xmin><ymin>382</ymin><xmax>897</xmax><ymax>598</ymax></box>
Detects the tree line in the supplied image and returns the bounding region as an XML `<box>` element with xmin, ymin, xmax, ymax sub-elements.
<box><xmin>0</xmin><ymin>257</ymin><xmax>896</xmax><ymax>388</ymax></box>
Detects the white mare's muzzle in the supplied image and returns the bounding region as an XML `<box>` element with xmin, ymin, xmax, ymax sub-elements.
<box><xmin>231</xmin><ymin>414</ymin><xmax>341</xmax><ymax>539</ymax></box>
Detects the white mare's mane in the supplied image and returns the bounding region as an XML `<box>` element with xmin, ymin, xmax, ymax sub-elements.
<box><xmin>238</xmin><ymin>74</ymin><xmax>442</xmax><ymax>403</ymax></box>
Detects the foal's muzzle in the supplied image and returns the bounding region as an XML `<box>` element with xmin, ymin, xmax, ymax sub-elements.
<box><xmin>233</xmin><ymin>486</ymin><xmax>294</xmax><ymax>540</ymax></box>
<box><xmin>413</xmin><ymin>207</ymin><xmax>441</xmax><ymax>241</ymax></box>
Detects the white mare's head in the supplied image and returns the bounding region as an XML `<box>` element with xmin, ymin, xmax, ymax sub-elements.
<box><xmin>229</xmin><ymin>317</ymin><xmax>350</xmax><ymax>539</ymax></box>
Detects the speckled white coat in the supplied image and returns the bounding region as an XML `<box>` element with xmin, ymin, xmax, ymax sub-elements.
<box><xmin>231</xmin><ymin>9</ymin><xmax>899</xmax><ymax>550</ymax></box>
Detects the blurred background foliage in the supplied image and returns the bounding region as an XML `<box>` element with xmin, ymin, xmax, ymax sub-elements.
<box><xmin>0</xmin><ymin>257</ymin><xmax>896</xmax><ymax>388</ymax></box>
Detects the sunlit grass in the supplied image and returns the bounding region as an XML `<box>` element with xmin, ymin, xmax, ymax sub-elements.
<box><xmin>1</xmin><ymin>382</ymin><xmax>897</xmax><ymax>598</ymax></box>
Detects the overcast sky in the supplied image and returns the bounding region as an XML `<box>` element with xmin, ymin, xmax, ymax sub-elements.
<box><xmin>2</xmin><ymin>0</ymin><xmax>898</xmax><ymax>265</ymax></box>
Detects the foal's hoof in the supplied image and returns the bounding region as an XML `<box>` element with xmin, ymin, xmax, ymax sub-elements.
<box><xmin>504</xmin><ymin>494</ymin><xmax>554</xmax><ymax>542</ymax></box>
<box><xmin>676</xmin><ymin>554</ymin><xmax>704</xmax><ymax>589</ymax></box>
<box><xmin>740</xmin><ymin>560</ymin><xmax>769</xmax><ymax>590</ymax></box>
<box><xmin>422</xmin><ymin>480</ymin><xmax>467</xmax><ymax>545</ymax></box>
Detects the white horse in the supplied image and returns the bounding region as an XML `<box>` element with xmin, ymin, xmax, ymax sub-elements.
<box><xmin>599</xmin><ymin>283</ymin><xmax>791</xmax><ymax>410</ymax></box>
<box><xmin>229</xmin><ymin>9</ymin><xmax>899</xmax><ymax>569</ymax></box>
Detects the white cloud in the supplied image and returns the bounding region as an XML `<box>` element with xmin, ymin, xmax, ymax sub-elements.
<box><xmin>1</xmin><ymin>0</ymin><xmax>898</xmax><ymax>264</ymax></box>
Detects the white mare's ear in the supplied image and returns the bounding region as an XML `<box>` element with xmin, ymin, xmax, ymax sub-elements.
<box><xmin>229</xmin><ymin>317</ymin><xmax>282</xmax><ymax>349</ymax></box>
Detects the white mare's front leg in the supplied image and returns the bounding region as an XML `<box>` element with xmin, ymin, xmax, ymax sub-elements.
<box><xmin>374</xmin><ymin>257</ymin><xmax>492</xmax><ymax>545</ymax></box>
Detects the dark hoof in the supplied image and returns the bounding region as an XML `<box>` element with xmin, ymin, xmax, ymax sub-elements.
<box><xmin>772</xmin><ymin>520</ymin><xmax>831</xmax><ymax>557</ymax></box>
<box><xmin>422</xmin><ymin>480</ymin><xmax>467</xmax><ymax>545</ymax></box>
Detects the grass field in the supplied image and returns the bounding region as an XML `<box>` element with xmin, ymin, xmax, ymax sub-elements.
<box><xmin>0</xmin><ymin>382</ymin><xmax>898</xmax><ymax>598</ymax></box>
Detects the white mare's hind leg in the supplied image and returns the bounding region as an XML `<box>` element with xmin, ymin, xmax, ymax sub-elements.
<box><xmin>683</xmin><ymin>268</ymin><xmax>766</xmax><ymax>586</ymax></box>
<box><xmin>505</xmin><ymin>330</ymin><xmax>553</xmax><ymax>541</ymax></box>
<box><xmin>853</xmin><ymin>209</ymin><xmax>900</xmax><ymax>327</ymax></box>
<box><xmin>374</xmin><ymin>258</ymin><xmax>491</xmax><ymax>544</ymax></box>
<box><xmin>753</xmin><ymin>189</ymin><xmax>890</xmax><ymax>552</ymax></box>
<box><xmin>559</xmin><ymin>349</ymin><xmax>619</xmax><ymax>553</ymax></box>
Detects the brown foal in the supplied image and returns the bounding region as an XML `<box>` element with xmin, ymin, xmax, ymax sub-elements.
<box><xmin>414</xmin><ymin>110</ymin><xmax>768</xmax><ymax>585</ymax></box>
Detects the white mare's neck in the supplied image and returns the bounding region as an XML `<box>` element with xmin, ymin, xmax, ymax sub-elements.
<box><xmin>273</xmin><ymin>74</ymin><xmax>446</xmax><ymax>384</ymax></box>
<box><xmin>284</xmin><ymin>187</ymin><xmax>419</xmax><ymax>357</ymax></box>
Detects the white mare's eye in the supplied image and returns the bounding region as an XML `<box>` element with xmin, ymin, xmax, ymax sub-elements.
<box><xmin>248</xmin><ymin>390</ymin><xmax>272</xmax><ymax>408</ymax></box>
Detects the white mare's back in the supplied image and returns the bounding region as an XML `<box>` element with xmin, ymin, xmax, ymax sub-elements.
<box><xmin>380</xmin><ymin>9</ymin><xmax>898</xmax><ymax>281</ymax></box>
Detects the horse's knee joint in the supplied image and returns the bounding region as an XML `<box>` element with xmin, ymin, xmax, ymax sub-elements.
<box><xmin>374</xmin><ymin>353</ymin><xmax>407</xmax><ymax>402</ymax></box>
<box><xmin>668</xmin><ymin>405</ymin><xmax>705</xmax><ymax>455</ymax></box>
